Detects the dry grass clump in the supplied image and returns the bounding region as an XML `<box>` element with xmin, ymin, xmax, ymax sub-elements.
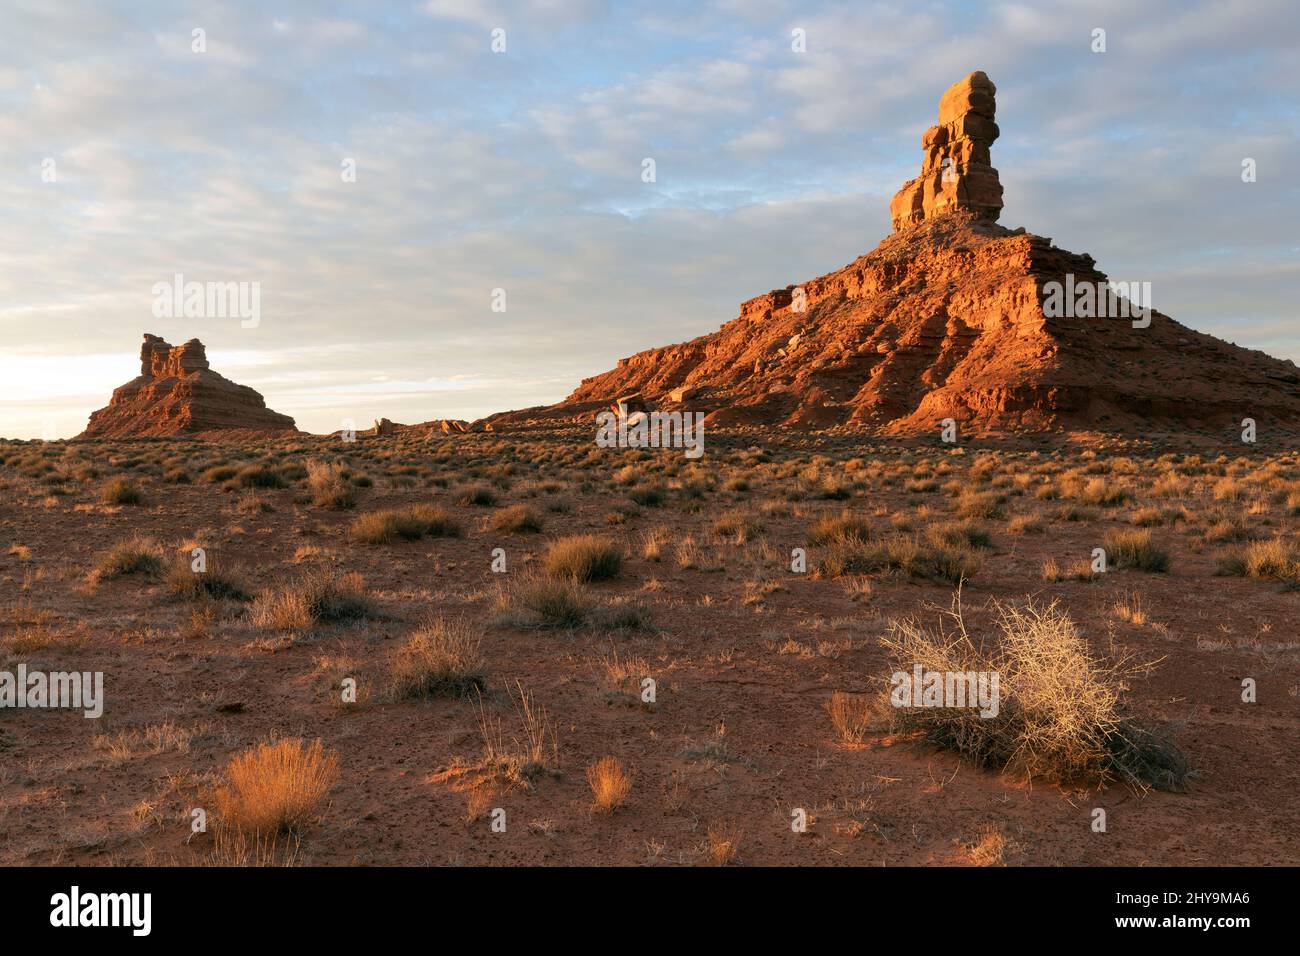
<box><xmin>818</xmin><ymin>533</ymin><xmax>980</xmax><ymax>585</ymax></box>
<box><xmin>1080</xmin><ymin>479</ymin><xmax>1130</xmax><ymax>507</ymax></box>
<box><xmin>825</xmin><ymin>691</ymin><xmax>874</xmax><ymax>744</ymax></box>
<box><xmin>1103</xmin><ymin>529</ymin><xmax>1169</xmax><ymax>572</ymax></box>
<box><xmin>215</xmin><ymin>738</ymin><xmax>339</xmax><ymax>836</ymax></box>
<box><xmin>704</xmin><ymin>823</ymin><xmax>742</xmax><ymax>866</ymax></box>
<box><xmin>1217</xmin><ymin>537</ymin><xmax>1300</xmax><ymax>582</ymax></box>
<box><xmin>961</xmin><ymin>825</ymin><xmax>1012</xmax><ymax>866</ymax></box>
<box><xmin>456</xmin><ymin>485</ymin><xmax>498</xmax><ymax>506</ymax></box>
<box><xmin>1111</xmin><ymin>590</ymin><xmax>1148</xmax><ymax>625</ymax></box>
<box><xmin>350</xmin><ymin>504</ymin><xmax>461</xmax><ymax>544</ymax></box>
<box><xmin>306</xmin><ymin>460</ymin><xmax>355</xmax><ymax>510</ymax></box>
<box><xmin>90</xmin><ymin>535</ymin><xmax>165</xmax><ymax>581</ymax></box>
<box><xmin>201</xmin><ymin>829</ymin><xmax>300</xmax><ymax>868</ymax></box>
<box><xmin>165</xmin><ymin>551</ymin><xmax>253</xmax><ymax>601</ymax></box>
<box><xmin>926</xmin><ymin>520</ymin><xmax>991</xmax><ymax>550</ymax></box>
<box><xmin>1008</xmin><ymin>514</ymin><xmax>1045</xmax><ymax>535</ymax></box>
<box><xmin>1129</xmin><ymin>506</ymin><xmax>1168</xmax><ymax>527</ymax></box>
<box><xmin>250</xmin><ymin>567</ymin><xmax>374</xmax><ymax>631</ymax></box>
<box><xmin>490</xmin><ymin>503</ymin><xmax>542</xmax><ymax>534</ymax></box>
<box><xmin>233</xmin><ymin>465</ymin><xmax>285</xmax><ymax>489</ymax></box>
<box><xmin>586</xmin><ymin>756</ymin><xmax>633</xmax><ymax>812</ymax></box>
<box><xmin>101</xmin><ymin>477</ymin><xmax>142</xmax><ymax>505</ymax></box>
<box><xmin>878</xmin><ymin>594</ymin><xmax>1188</xmax><ymax>789</ymax></box>
<box><xmin>1150</xmin><ymin>472</ymin><xmax>1189</xmax><ymax>498</ymax></box>
<box><xmin>712</xmin><ymin>510</ymin><xmax>760</xmax><ymax>541</ymax></box>
<box><xmin>954</xmin><ymin>490</ymin><xmax>1004</xmax><ymax>520</ymax></box>
<box><xmin>476</xmin><ymin>682</ymin><xmax>559</xmax><ymax>786</ymax></box>
<box><xmin>542</xmin><ymin>535</ymin><xmax>622</xmax><ymax>582</ymax></box>
<box><xmin>496</xmin><ymin>573</ymin><xmax>592</xmax><ymax>628</ymax></box>
<box><xmin>389</xmin><ymin>617</ymin><xmax>486</xmax><ymax>699</ymax></box>
<box><xmin>810</xmin><ymin>511</ymin><xmax>873</xmax><ymax>545</ymax></box>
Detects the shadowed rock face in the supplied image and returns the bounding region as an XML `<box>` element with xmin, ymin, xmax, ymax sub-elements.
<box><xmin>481</xmin><ymin>74</ymin><xmax>1300</xmax><ymax>437</ymax></box>
<box><xmin>79</xmin><ymin>334</ymin><xmax>297</xmax><ymax>438</ymax></box>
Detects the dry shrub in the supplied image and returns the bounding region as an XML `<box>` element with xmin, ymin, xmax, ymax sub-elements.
<box><xmin>164</xmin><ymin>549</ymin><xmax>252</xmax><ymax>601</ymax></box>
<box><xmin>712</xmin><ymin>510</ymin><xmax>760</xmax><ymax>541</ymax></box>
<box><xmin>101</xmin><ymin>477</ymin><xmax>142</xmax><ymax>505</ymax></box>
<box><xmin>809</xmin><ymin>511</ymin><xmax>873</xmax><ymax>545</ymax></box>
<box><xmin>879</xmin><ymin>593</ymin><xmax>1188</xmax><ymax>789</ymax></box>
<box><xmin>1111</xmin><ymin>591</ymin><xmax>1147</xmax><ymax>625</ymax></box>
<box><xmin>90</xmin><ymin>535</ymin><xmax>165</xmax><ymax>581</ymax></box>
<box><xmin>389</xmin><ymin>617</ymin><xmax>485</xmax><ymax>699</ymax></box>
<box><xmin>961</xmin><ymin>825</ymin><xmax>1011</xmax><ymax>866</ymax></box>
<box><xmin>542</xmin><ymin>535</ymin><xmax>622</xmax><ymax>582</ymax></box>
<box><xmin>825</xmin><ymin>691</ymin><xmax>874</xmax><ymax>744</ymax></box>
<box><xmin>307</xmin><ymin>460</ymin><xmax>355</xmax><ymax>510</ymax></box>
<box><xmin>456</xmin><ymin>485</ymin><xmax>497</xmax><ymax>506</ymax></box>
<box><xmin>1008</xmin><ymin>514</ymin><xmax>1045</xmax><ymax>535</ymax></box>
<box><xmin>202</xmin><ymin>829</ymin><xmax>300</xmax><ymax>867</ymax></box>
<box><xmin>1103</xmin><ymin>528</ymin><xmax>1169</xmax><ymax>572</ymax></box>
<box><xmin>1150</xmin><ymin>472</ymin><xmax>1188</xmax><ymax>498</ymax></box>
<box><xmin>1242</xmin><ymin>537</ymin><xmax>1297</xmax><ymax>578</ymax></box>
<box><xmin>1080</xmin><ymin>478</ymin><xmax>1130</xmax><ymax>507</ymax></box>
<box><xmin>215</xmin><ymin>738</ymin><xmax>339</xmax><ymax>835</ymax></box>
<box><xmin>350</xmin><ymin>504</ymin><xmax>461</xmax><ymax>544</ymax></box>
<box><xmin>586</xmin><ymin>756</ymin><xmax>633</xmax><ymax>812</ymax></box>
<box><xmin>490</xmin><ymin>504</ymin><xmax>542</xmax><ymax>534</ymax></box>
<box><xmin>954</xmin><ymin>490</ymin><xmax>1003</xmax><ymax>519</ymax></box>
<box><xmin>496</xmin><ymin>573</ymin><xmax>591</xmax><ymax>628</ymax></box>
<box><xmin>704</xmin><ymin>823</ymin><xmax>742</xmax><ymax>866</ymax></box>
<box><xmin>251</xmin><ymin>567</ymin><xmax>373</xmax><ymax>631</ymax></box>
<box><xmin>818</xmin><ymin>533</ymin><xmax>980</xmax><ymax>584</ymax></box>
<box><xmin>476</xmin><ymin>681</ymin><xmax>559</xmax><ymax>786</ymax></box>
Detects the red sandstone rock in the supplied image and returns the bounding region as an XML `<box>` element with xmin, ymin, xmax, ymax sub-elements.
<box><xmin>482</xmin><ymin>73</ymin><xmax>1300</xmax><ymax>437</ymax></box>
<box><xmin>891</xmin><ymin>71</ymin><xmax>1003</xmax><ymax>231</ymax></box>
<box><xmin>79</xmin><ymin>334</ymin><xmax>297</xmax><ymax>438</ymax></box>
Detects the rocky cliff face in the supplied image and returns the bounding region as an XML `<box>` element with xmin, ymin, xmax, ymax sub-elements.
<box><xmin>484</xmin><ymin>72</ymin><xmax>1300</xmax><ymax>437</ymax></box>
<box><xmin>80</xmin><ymin>334</ymin><xmax>297</xmax><ymax>438</ymax></box>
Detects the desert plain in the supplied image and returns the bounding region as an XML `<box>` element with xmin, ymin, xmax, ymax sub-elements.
<box><xmin>3</xmin><ymin>427</ymin><xmax>1298</xmax><ymax>866</ymax></box>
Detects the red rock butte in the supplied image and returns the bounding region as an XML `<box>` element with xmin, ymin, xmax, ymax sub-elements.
<box><xmin>486</xmin><ymin>72</ymin><xmax>1300</xmax><ymax>437</ymax></box>
<box><xmin>79</xmin><ymin>334</ymin><xmax>296</xmax><ymax>438</ymax></box>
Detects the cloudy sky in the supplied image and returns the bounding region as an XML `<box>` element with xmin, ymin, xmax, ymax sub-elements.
<box><xmin>2</xmin><ymin>0</ymin><xmax>1296</xmax><ymax>438</ymax></box>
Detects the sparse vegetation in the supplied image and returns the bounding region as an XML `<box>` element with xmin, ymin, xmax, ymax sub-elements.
<box><xmin>351</xmin><ymin>504</ymin><xmax>461</xmax><ymax>543</ymax></box>
<box><xmin>389</xmin><ymin>617</ymin><xmax>486</xmax><ymax>699</ymax></box>
<box><xmin>1103</xmin><ymin>528</ymin><xmax>1170</xmax><ymax>572</ymax></box>
<box><xmin>215</xmin><ymin>738</ymin><xmax>340</xmax><ymax>836</ymax></box>
<box><xmin>251</xmin><ymin>568</ymin><xmax>374</xmax><ymax>630</ymax></box>
<box><xmin>878</xmin><ymin>594</ymin><xmax>1188</xmax><ymax>789</ymax></box>
<box><xmin>542</xmin><ymin>535</ymin><xmax>622</xmax><ymax>582</ymax></box>
<box><xmin>91</xmin><ymin>535</ymin><xmax>165</xmax><ymax>580</ymax></box>
<box><xmin>586</xmin><ymin>756</ymin><xmax>632</xmax><ymax>812</ymax></box>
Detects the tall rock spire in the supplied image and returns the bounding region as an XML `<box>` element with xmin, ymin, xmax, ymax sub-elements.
<box><xmin>890</xmin><ymin>71</ymin><xmax>1004</xmax><ymax>231</ymax></box>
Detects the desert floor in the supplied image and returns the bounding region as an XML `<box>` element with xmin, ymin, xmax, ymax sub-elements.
<box><xmin>2</xmin><ymin>429</ymin><xmax>1297</xmax><ymax>866</ymax></box>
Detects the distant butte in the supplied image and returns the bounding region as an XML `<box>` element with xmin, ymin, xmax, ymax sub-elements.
<box><xmin>79</xmin><ymin>333</ymin><xmax>296</xmax><ymax>438</ymax></box>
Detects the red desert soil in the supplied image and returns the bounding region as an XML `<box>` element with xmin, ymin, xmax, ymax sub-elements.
<box><xmin>1</xmin><ymin>430</ymin><xmax>1297</xmax><ymax>866</ymax></box>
